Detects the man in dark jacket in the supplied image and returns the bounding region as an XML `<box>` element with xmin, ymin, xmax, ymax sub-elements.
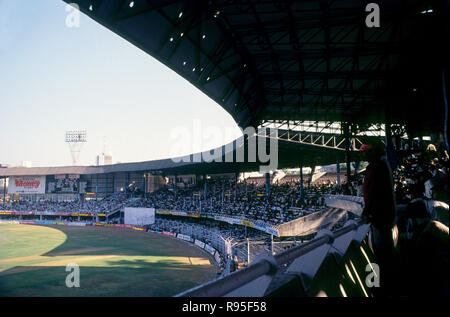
<box><xmin>360</xmin><ymin>140</ymin><xmax>398</xmax><ymax>296</ymax></box>
<box><xmin>360</xmin><ymin>141</ymin><xmax>397</xmax><ymax>230</ymax></box>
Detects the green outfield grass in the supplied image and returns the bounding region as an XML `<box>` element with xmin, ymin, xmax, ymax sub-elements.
<box><xmin>0</xmin><ymin>224</ymin><xmax>218</xmax><ymax>297</ymax></box>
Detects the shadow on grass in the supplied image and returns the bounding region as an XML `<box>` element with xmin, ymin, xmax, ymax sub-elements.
<box><xmin>1</xmin><ymin>225</ymin><xmax>218</xmax><ymax>296</ymax></box>
<box><xmin>40</xmin><ymin>225</ymin><xmax>210</xmax><ymax>259</ymax></box>
<box><xmin>0</xmin><ymin>258</ymin><xmax>217</xmax><ymax>297</ymax></box>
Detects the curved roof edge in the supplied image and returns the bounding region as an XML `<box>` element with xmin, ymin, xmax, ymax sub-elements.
<box><xmin>1</xmin><ymin>132</ymin><xmax>364</xmax><ymax>177</ymax></box>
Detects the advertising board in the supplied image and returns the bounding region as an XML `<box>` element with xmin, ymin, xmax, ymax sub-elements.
<box><xmin>8</xmin><ymin>176</ymin><xmax>46</xmax><ymax>194</ymax></box>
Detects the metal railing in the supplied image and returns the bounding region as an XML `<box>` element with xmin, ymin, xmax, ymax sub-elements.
<box><xmin>176</xmin><ymin>220</ymin><xmax>363</xmax><ymax>297</ymax></box>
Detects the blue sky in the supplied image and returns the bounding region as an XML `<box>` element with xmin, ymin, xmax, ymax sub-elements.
<box><xmin>0</xmin><ymin>0</ymin><xmax>242</xmax><ymax>167</ymax></box>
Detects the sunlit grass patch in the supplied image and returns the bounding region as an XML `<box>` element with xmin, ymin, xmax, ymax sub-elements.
<box><xmin>0</xmin><ymin>224</ymin><xmax>217</xmax><ymax>296</ymax></box>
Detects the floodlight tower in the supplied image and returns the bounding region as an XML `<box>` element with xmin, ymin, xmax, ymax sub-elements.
<box><xmin>65</xmin><ymin>130</ymin><xmax>87</xmax><ymax>165</ymax></box>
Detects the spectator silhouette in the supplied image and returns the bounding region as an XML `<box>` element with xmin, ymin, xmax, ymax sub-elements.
<box><xmin>360</xmin><ymin>139</ymin><xmax>398</xmax><ymax>296</ymax></box>
<box><xmin>401</xmin><ymin>199</ymin><xmax>449</xmax><ymax>296</ymax></box>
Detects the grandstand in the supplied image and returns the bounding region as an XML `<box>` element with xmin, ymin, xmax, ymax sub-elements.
<box><xmin>1</xmin><ymin>0</ymin><xmax>448</xmax><ymax>299</ymax></box>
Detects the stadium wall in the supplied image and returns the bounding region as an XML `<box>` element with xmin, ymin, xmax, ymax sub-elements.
<box><xmin>276</xmin><ymin>208</ymin><xmax>348</xmax><ymax>237</ymax></box>
<box><xmin>324</xmin><ymin>194</ymin><xmax>364</xmax><ymax>216</ymax></box>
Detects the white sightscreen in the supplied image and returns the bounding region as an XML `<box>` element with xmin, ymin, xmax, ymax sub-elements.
<box><xmin>124</xmin><ymin>207</ymin><xmax>155</xmax><ymax>226</ymax></box>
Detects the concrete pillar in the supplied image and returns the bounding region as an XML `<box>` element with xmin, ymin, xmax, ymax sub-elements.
<box><xmin>245</xmin><ymin>176</ymin><xmax>247</xmax><ymax>195</ymax></box>
<box><xmin>143</xmin><ymin>172</ymin><xmax>147</xmax><ymax>198</ymax></box>
<box><xmin>3</xmin><ymin>177</ymin><xmax>6</xmax><ymax>206</ymax></box>
<box><xmin>271</xmin><ymin>235</ymin><xmax>274</xmax><ymax>256</ymax></box>
<box><xmin>385</xmin><ymin>123</ymin><xmax>397</xmax><ymax>170</ymax></box>
<box><xmin>298</xmin><ymin>163</ymin><xmax>304</xmax><ymax>203</ymax></box>
<box><xmin>126</xmin><ymin>172</ymin><xmax>130</xmax><ymax>198</ymax></box>
<box><xmin>309</xmin><ymin>165</ymin><xmax>316</xmax><ymax>184</ymax></box>
<box><xmin>234</xmin><ymin>173</ymin><xmax>238</xmax><ymax>199</ymax></box>
<box><xmin>336</xmin><ymin>156</ymin><xmax>341</xmax><ymax>187</ymax></box>
<box><xmin>40</xmin><ymin>215</ymin><xmax>42</xmax><ymax>221</ymax></box>
<box><xmin>221</xmin><ymin>180</ymin><xmax>224</xmax><ymax>204</ymax></box>
<box><xmin>394</xmin><ymin>134</ymin><xmax>401</xmax><ymax>152</ymax></box>
<box><xmin>343</xmin><ymin>123</ymin><xmax>352</xmax><ymax>182</ymax></box>
<box><xmin>247</xmin><ymin>238</ymin><xmax>250</xmax><ymax>265</ymax></box>
<box><xmin>203</xmin><ymin>174</ymin><xmax>207</xmax><ymax>200</ymax></box>
<box><xmin>174</xmin><ymin>175</ymin><xmax>178</xmax><ymax>199</ymax></box>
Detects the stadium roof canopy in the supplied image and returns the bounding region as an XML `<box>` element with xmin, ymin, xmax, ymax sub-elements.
<box><xmin>64</xmin><ymin>0</ymin><xmax>448</xmax><ymax>136</ymax></box>
<box><xmin>0</xmin><ymin>132</ymin><xmax>380</xmax><ymax>177</ymax></box>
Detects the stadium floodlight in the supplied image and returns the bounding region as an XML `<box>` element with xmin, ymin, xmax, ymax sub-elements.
<box><xmin>65</xmin><ymin>130</ymin><xmax>87</xmax><ymax>165</ymax></box>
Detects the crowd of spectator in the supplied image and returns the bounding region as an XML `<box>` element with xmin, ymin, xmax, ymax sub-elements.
<box><xmin>132</xmin><ymin>178</ymin><xmax>340</xmax><ymax>225</ymax></box>
<box><xmin>0</xmin><ymin>194</ymin><xmax>128</xmax><ymax>215</ymax></box>
<box><xmin>391</xmin><ymin>143</ymin><xmax>449</xmax><ymax>226</ymax></box>
<box><xmin>0</xmin><ymin>176</ymin><xmax>343</xmax><ymax>226</ymax></box>
<box><xmin>381</xmin><ymin>142</ymin><xmax>449</xmax><ymax>297</ymax></box>
<box><xmin>393</xmin><ymin>145</ymin><xmax>448</xmax><ymax>202</ymax></box>
<box><xmin>147</xmin><ymin>216</ymin><xmax>263</xmax><ymax>247</ymax></box>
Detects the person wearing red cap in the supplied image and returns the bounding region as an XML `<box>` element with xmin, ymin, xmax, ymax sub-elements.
<box><xmin>359</xmin><ymin>138</ymin><xmax>398</xmax><ymax>296</ymax></box>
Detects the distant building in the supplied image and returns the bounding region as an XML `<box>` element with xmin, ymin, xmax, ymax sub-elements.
<box><xmin>96</xmin><ymin>153</ymin><xmax>113</xmax><ymax>166</ymax></box>
<box><xmin>0</xmin><ymin>177</ymin><xmax>8</xmax><ymax>195</ymax></box>
<box><xmin>18</xmin><ymin>161</ymin><xmax>32</xmax><ymax>168</ymax></box>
